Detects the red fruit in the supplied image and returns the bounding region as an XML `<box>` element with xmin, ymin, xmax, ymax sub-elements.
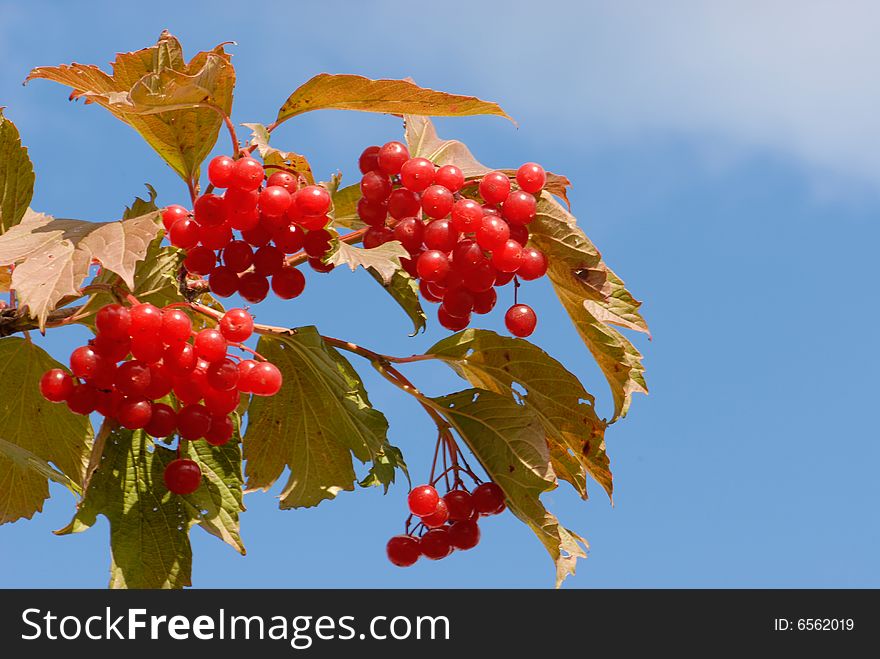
<box><xmin>193</xmin><ymin>193</ymin><xmax>228</xmax><ymax>227</ymax></box>
<box><xmin>90</xmin><ymin>334</ymin><xmax>131</xmax><ymax>362</ymax></box>
<box><xmin>161</xmin><ymin>309</ymin><xmax>192</xmax><ymax>346</ymax></box>
<box><xmin>69</xmin><ymin>346</ymin><xmax>106</xmax><ymax>381</ymax></box>
<box><xmin>241</xmin><ymin>223</ymin><xmax>272</xmax><ymax>248</ymax></box>
<box><xmin>472</xmin><ymin>288</ymin><xmax>497</xmax><ymax>315</ymax></box>
<box><xmin>421</xmin><ymin>185</ymin><xmax>454</xmax><ymax>220</ymax></box>
<box><xmin>144</xmin><ymin>363</ymin><xmax>173</xmax><ymax>399</ymax></box>
<box><xmin>386</xmin><ymin>534</ymin><xmax>421</xmax><ymax>567</ymax></box>
<box><xmin>392</xmin><ymin>217</ymin><xmax>425</xmax><ymax>253</ymax></box>
<box><xmin>476</xmin><ymin>215</ymin><xmax>511</xmax><ymax>250</ymax></box>
<box><xmin>117</xmin><ymin>397</ymin><xmax>153</xmax><ymax>430</ymax></box>
<box><xmin>231</xmin><ymin>157</ymin><xmax>264</xmax><ymax>191</ymax></box>
<box><xmin>205</xmin><ymin>414</ymin><xmax>234</xmax><ymax>446</ymax></box>
<box><xmin>462</xmin><ymin>260</ymin><xmax>497</xmax><ymax>294</ymax></box>
<box><xmin>129</xmin><ymin>304</ymin><xmax>163</xmax><ymax>337</ymax></box>
<box><xmin>272</xmin><ymin>267</ymin><xmax>307</xmax><ymax>299</ymax></box>
<box><xmin>358</xmin><ymin>145</ymin><xmax>381</xmax><ymax>174</ymax></box>
<box><xmin>184</xmin><ymin>245</ymin><xmax>217</xmax><ymax>275</ymax></box>
<box><xmin>66</xmin><ymin>384</ymin><xmax>98</xmax><ymax>415</ymax></box>
<box><xmin>494</xmin><ymin>270</ymin><xmax>516</xmax><ymax>287</ymax></box>
<box><xmin>253</xmin><ymin>245</ymin><xmax>284</xmax><ymax>276</ymax></box>
<box><xmin>238</xmin><ymin>272</ymin><xmax>270</xmax><ymax>303</ymax></box>
<box><xmin>419</xmin><ymin>528</ymin><xmax>453</xmax><ymax>560</ymax></box>
<box><xmin>95</xmin><ymin>303</ymin><xmax>131</xmax><ymax>340</ymax></box>
<box><xmin>298</xmin><ymin>213</ymin><xmax>329</xmax><ymax>231</ymax></box>
<box><xmin>472</xmin><ymin>482</ymin><xmax>506</xmax><ymax>515</ymax></box>
<box><xmin>423</xmin><ymin>218</ymin><xmax>459</xmax><ymax>252</ymax></box>
<box><xmin>444</xmin><ymin>490</ymin><xmax>475</xmax><ymax>521</ymax></box>
<box><xmin>225</xmin><ymin>186</ymin><xmax>259</xmax><ymax>213</ymax></box>
<box><xmin>203</xmin><ymin>387</ymin><xmax>240</xmax><ymax>416</ymax></box>
<box><xmin>236</xmin><ymin>360</ymin><xmax>258</xmax><ymax>393</ymax></box>
<box><xmin>502</xmin><ymin>190</ymin><xmax>537</xmax><ymax>226</ymax></box>
<box><xmin>308</xmin><ymin>257</ymin><xmax>335</xmax><ymax>273</ymax></box>
<box><xmin>209</xmin><ymin>266</ymin><xmax>240</xmax><ymax>298</ymax></box>
<box><xmin>194</xmin><ymin>329</ymin><xmax>227</xmax><ymax>363</ymax></box>
<box><xmin>479</xmin><ymin>171</ymin><xmax>511</xmax><ymax>205</ymax></box>
<box><xmin>419</xmin><ymin>280</ymin><xmax>443</xmax><ymax>303</ymax></box>
<box><xmin>219</xmin><ymin>308</ymin><xmax>253</xmax><ymax>343</ymax></box>
<box><xmin>448</xmin><ymin>519</ymin><xmax>481</xmax><ymax>550</ymax></box>
<box><xmin>169</xmin><ymin>218</ymin><xmax>200</xmax><ymax>249</ymax></box>
<box><xmin>363</xmin><ymin>226</ymin><xmax>393</xmax><ymax>249</ymax></box>
<box><xmin>416</xmin><ymin>250</ymin><xmax>450</xmax><ymax>283</ymax></box>
<box><xmin>438</xmin><ymin>306</ymin><xmax>470</xmax><ymax>331</ymax></box>
<box><xmin>177</xmin><ymin>404</ymin><xmax>212</xmax><ymax>440</ymax></box>
<box><xmin>387</xmin><ymin>188</ymin><xmax>421</xmax><ymax>220</ymax></box>
<box><xmin>360</xmin><ymin>171</ymin><xmax>393</xmax><ymax>202</ymax></box>
<box><xmin>173</xmin><ymin>370</ymin><xmax>206</xmax><ymax>405</ymax></box>
<box><xmin>163</xmin><ymin>343</ymin><xmax>196</xmax><ymax>375</ymax></box>
<box><xmin>199</xmin><ymin>223</ymin><xmax>233</xmax><ymax>250</ymax></box>
<box><xmin>399</xmin><ymin>157</ymin><xmax>436</xmax><ymax>192</ymax></box>
<box><xmin>516</xmin><ymin>162</ymin><xmax>546</xmax><ymax>194</ymax></box>
<box><xmin>482</xmin><ymin>205</ymin><xmax>501</xmax><ymax>217</ymax></box>
<box><xmin>518</xmin><ymin>247</ymin><xmax>548</xmax><ymax>280</ymax></box>
<box><xmin>206</xmin><ymin>358</ymin><xmax>240</xmax><ymax>392</ymax></box>
<box><xmin>164</xmin><ymin>458</ymin><xmax>202</xmax><ymax>495</ymax></box>
<box><xmin>272</xmin><ymin>224</ymin><xmax>305</xmax><ymax>254</ymax></box>
<box><xmin>220</xmin><ymin>242</ymin><xmax>251</xmax><ymax>274</ymax></box>
<box><xmin>377</xmin><ymin>141</ymin><xmax>409</xmax><ymax>175</ymax></box>
<box><xmin>266</xmin><ymin>170</ymin><xmax>298</xmax><ymax>193</ymax></box>
<box><xmin>208</xmin><ymin>155</ymin><xmax>235</xmax><ymax>188</ymax></box>
<box><xmin>441</xmin><ymin>287</ymin><xmax>474</xmax><ymax>318</ymax></box>
<box><xmin>161</xmin><ymin>205</ymin><xmax>189</xmax><ymax>232</ymax></box>
<box><xmin>243</xmin><ymin>362</ymin><xmax>283</xmax><ymax>396</ymax></box>
<box><xmin>505</xmin><ymin>303</ymin><xmax>538</xmax><ymax>337</ymax></box>
<box><xmin>93</xmin><ymin>388</ymin><xmax>121</xmax><ymax>418</ymax></box>
<box><xmin>401</xmin><ymin>254</ymin><xmax>420</xmax><ymax>278</ymax></box>
<box><xmin>451</xmin><ymin>199</ymin><xmax>484</xmax><ymax>233</ymax></box>
<box><xmin>303</xmin><ymin>229</ymin><xmax>333</xmax><ymax>258</ymax></box>
<box><xmin>130</xmin><ymin>333</ymin><xmax>165</xmax><ymax>364</ymax></box>
<box><xmin>357</xmin><ymin>198</ymin><xmax>388</xmax><ymax>227</ymax></box>
<box><xmin>451</xmin><ymin>239</ymin><xmax>484</xmax><ymax>272</ymax></box>
<box><xmin>490</xmin><ymin>239</ymin><xmax>524</xmax><ymax>273</ymax></box>
<box><xmin>508</xmin><ymin>223</ymin><xmax>529</xmax><ymax>247</ymax></box>
<box><xmin>295</xmin><ymin>186</ymin><xmax>331</xmax><ymax>216</ymax></box>
<box><xmin>408</xmin><ymin>484</ymin><xmax>440</xmax><ymax>517</ymax></box>
<box><xmin>229</xmin><ymin>207</ymin><xmax>260</xmax><ymax>231</ymax></box>
<box><xmin>421</xmin><ymin>498</ymin><xmax>449</xmax><ymax>529</ymax></box>
<box><xmin>145</xmin><ymin>403</ymin><xmax>177</xmax><ymax>438</ymax></box>
<box><xmin>115</xmin><ymin>360</ymin><xmax>152</xmax><ymax>397</ymax></box>
<box><xmin>40</xmin><ymin>369</ymin><xmax>74</xmax><ymax>403</ymax></box>
<box><xmin>259</xmin><ymin>185</ymin><xmax>292</xmax><ymax>216</ymax></box>
<box><xmin>434</xmin><ymin>165</ymin><xmax>464</xmax><ymax>192</ymax></box>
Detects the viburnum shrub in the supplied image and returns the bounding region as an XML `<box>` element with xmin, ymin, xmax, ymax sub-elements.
<box><xmin>0</xmin><ymin>32</ymin><xmax>649</xmax><ymax>589</ymax></box>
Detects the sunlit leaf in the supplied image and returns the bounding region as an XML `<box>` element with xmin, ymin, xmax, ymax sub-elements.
<box><xmin>0</xmin><ymin>110</ymin><xmax>35</xmax><ymax>233</ymax></box>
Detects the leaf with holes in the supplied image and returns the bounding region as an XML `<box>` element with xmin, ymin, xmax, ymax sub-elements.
<box><xmin>0</xmin><ymin>209</ymin><xmax>162</xmax><ymax>328</ymax></box>
<box><xmin>0</xmin><ymin>110</ymin><xmax>35</xmax><ymax>233</ymax></box>
<box><xmin>244</xmin><ymin>123</ymin><xmax>315</xmax><ymax>185</ymax></box>
<box><xmin>328</xmin><ymin>240</ymin><xmax>408</xmax><ymax>285</ymax></box>
<box><xmin>429</xmin><ymin>329</ymin><xmax>611</xmax><ymax>500</ymax></box>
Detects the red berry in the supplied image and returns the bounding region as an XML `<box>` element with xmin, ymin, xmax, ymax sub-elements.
<box><xmin>392</xmin><ymin>217</ymin><xmax>425</xmax><ymax>253</ymax></box>
<box><xmin>387</xmin><ymin>188</ymin><xmax>421</xmax><ymax>220</ymax></box>
<box><xmin>416</xmin><ymin>250</ymin><xmax>450</xmax><ymax>283</ymax></box>
<box><xmin>117</xmin><ymin>397</ymin><xmax>153</xmax><ymax>430</ymax></box>
<box><xmin>386</xmin><ymin>535</ymin><xmax>420</xmax><ymax>567</ymax></box>
<box><xmin>115</xmin><ymin>360</ymin><xmax>152</xmax><ymax>397</ymax></box>
<box><xmin>401</xmin><ymin>254</ymin><xmax>420</xmax><ymax>278</ymax></box>
<box><xmin>177</xmin><ymin>404</ymin><xmax>212</xmax><ymax>440</ymax></box>
<box><xmin>450</xmin><ymin>199</ymin><xmax>483</xmax><ymax>233</ymax></box>
<box><xmin>258</xmin><ymin>185</ymin><xmax>292</xmax><ymax>217</ymax></box>
<box><xmin>271</xmin><ymin>224</ymin><xmax>305</xmax><ymax>254</ymax></box>
<box><xmin>502</xmin><ymin>190</ymin><xmax>537</xmax><ymax>226</ymax></box>
<box><xmin>231</xmin><ymin>157</ymin><xmax>264</xmax><ymax>191</ymax></box>
<box><xmin>423</xmin><ymin>219</ymin><xmax>459</xmax><ymax>252</ymax></box>
<box><xmin>358</xmin><ymin>145</ymin><xmax>381</xmax><ymax>174</ymax></box>
<box><xmin>438</xmin><ymin>306</ymin><xmax>470</xmax><ymax>331</ymax></box>
<box><xmin>271</xmin><ymin>267</ymin><xmax>306</xmax><ymax>299</ymax></box>
<box><xmin>266</xmin><ymin>170</ymin><xmax>298</xmax><ymax>193</ymax></box>
<box><xmin>444</xmin><ymin>489</ymin><xmax>475</xmax><ymax>521</ymax></box>
<box><xmin>161</xmin><ymin>309</ymin><xmax>193</xmax><ymax>345</ymax></box>
<box><xmin>308</xmin><ymin>257</ymin><xmax>334</xmax><ymax>273</ymax></box>
<box><xmin>194</xmin><ymin>193</ymin><xmax>228</xmax><ymax>227</ymax></box>
<box><xmin>184</xmin><ymin>245</ymin><xmax>217</xmax><ymax>275</ymax></box>
<box><xmin>509</xmin><ymin>224</ymin><xmax>529</xmax><ymax>247</ymax></box>
<box><xmin>203</xmin><ymin>387</ymin><xmax>240</xmax><ymax>416</ymax></box>
<box><xmin>360</xmin><ymin>171</ymin><xmax>393</xmax><ymax>202</ymax></box>
<box><xmin>298</xmin><ymin>213</ymin><xmax>329</xmax><ymax>231</ymax></box>
<box><xmin>206</xmin><ymin>358</ymin><xmax>240</xmax><ymax>392</ymax></box>
<box><xmin>441</xmin><ymin>287</ymin><xmax>474</xmax><ymax>318</ymax></box>
<box><xmin>363</xmin><ymin>226</ymin><xmax>393</xmax><ymax>249</ymax></box>
<box><xmin>407</xmin><ymin>484</ymin><xmax>440</xmax><ymax>517</ymax></box>
<box><xmin>303</xmin><ymin>229</ymin><xmax>333</xmax><ymax>258</ymax></box>
<box><xmin>93</xmin><ymin>388</ymin><xmax>122</xmax><ymax>418</ymax></box>
<box><xmin>399</xmin><ymin>157</ymin><xmax>436</xmax><ymax>192</ymax></box>
<box><xmin>421</xmin><ymin>498</ymin><xmax>449</xmax><ymax>528</ymax></box>
<box><xmin>377</xmin><ymin>141</ymin><xmax>409</xmax><ymax>175</ymax></box>
<box><xmin>198</xmin><ymin>223</ymin><xmax>233</xmax><ymax>250</ymax></box>
<box><xmin>295</xmin><ymin>185</ymin><xmax>331</xmax><ymax>216</ymax></box>
<box><xmin>448</xmin><ymin>519</ymin><xmax>481</xmax><ymax>550</ymax></box>
<box><xmin>95</xmin><ymin>303</ymin><xmax>131</xmax><ymax>340</ymax></box>
<box><xmin>194</xmin><ymin>329</ymin><xmax>227</xmax><ymax>363</ymax></box>
<box><xmin>225</xmin><ymin>186</ymin><xmax>259</xmax><ymax>213</ymax></box>
<box><xmin>163</xmin><ymin>343</ymin><xmax>196</xmax><ymax>375</ymax></box>
<box><xmin>40</xmin><ymin>369</ymin><xmax>74</xmax><ymax>403</ymax></box>
<box><xmin>479</xmin><ymin>171</ymin><xmax>511</xmax><ymax>205</ymax></box>
<box><xmin>490</xmin><ymin>239</ymin><xmax>524</xmax><ymax>273</ymax></box>
<box><xmin>130</xmin><ymin>304</ymin><xmax>163</xmax><ymax>337</ymax></box>
<box><xmin>238</xmin><ymin>272</ymin><xmax>270</xmax><ymax>303</ymax></box>
<box><xmin>221</xmin><ymin>240</ymin><xmax>252</xmax><ymax>273</ymax></box>
<box><xmin>205</xmin><ymin>414</ymin><xmax>234</xmax><ymax>446</ymax></box>
<box><xmin>164</xmin><ymin>458</ymin><xmax>202</xmax><ymax>495</ymax></box>
<box><xmin>253</xmin><ymin>245</ymin><xmax>284</xmax><ymax>276</ymax></box>
<box><xmin>472</xmin><ymin>482</ymin><xmax>506</xmax><ymax>515</ymax></box>
<box><xmin>494</xmin><ymin>270</ymin><xmax>516</xmax><ymax>287</ymax></box>
<box><xmin>451</xmin><ymin>239</ymin><xmax>484</xmax><ymax>271</ymax></box>
<box><xmin>69</xmin><ymin>345</ymin><xmax>106</xmax><ymax>381</ymax></box>
<box><xmin>243</xmin><ymin>362</ymin><xmax>283</xmax><ymax>396</ymax></box>
<box><xmin>241</xmin><ymin>223</ymin><xmax>272</xmax><ymax>248</ymax></box>
<box><xmin>419</xmin><ymin>280</ymin><xmax>443</xmax><ymax>303</ymax></box>
<box><xmin>505</xmin><ymin>303</ymin><xmax>537</xmax><ymax>338</ymax></box>
<box><xmin>66</xmin><ymin>384</ymin><xmax>98</xmax><ymax>415</ymax></box>
<box><xmin>472</xmin><ymin>288</ymin><xmax>497</xmax><ymax>315</ymax></box>
<box><xmin>229</xmin><ymin>207</ymin><xmax>260</xmax><ymax>231</ymax></box>
<box><xmin>357</xmin><ymin>198</ymin><xmax>388</xmax><ymax>227</ymax></box>
<box><xmin>421</xmin><ymin>185</ymin><xmax>454</xmax><ymax>219</ymax></box>
<box><xmin>236</xmin><ymin>360</ymin><xmax>258</xmax><ymax>393</ymax></box>
<box><xmin>434</xmin><ymin>165</ymin><xmax>464</xmax><ymax>193</ymax></box>
<box><xmin>174</xmin><ymin>366</ymin><xmax>207</xmax><ymax>405</ymax></box>
<box><xmin>169</xmin><ymin>218</ymin><xmax>200</xmax><ymax>249</ymax></box>
<box><xmin>219</xmin><ymin>308</ymin><xmax>253</xmax><ymax>342</ymax></box>
<box><xmin>462</xmin><ymin>260</ymin><xmax>497</xmax><ymax>293</ymax></box>
<box><xmin>419</xmin><ymin>528</ymin><xmax>453</xmax><ymax>560</ymax></box>
<box><xmin>145</xmin><ymin>403</ymin><xmax>177</xmax><ymax>438</ymax></box>
<box><xmin>516</xmin><ymin>162</ymin><xmax>546</xmax><ymax>194</ymax></box>
<box><xmin>162</xmin><ymin>205</ymin><xmax>189</xmax><ymax>232</ymax></box>
<box><xmin>208</xmin><ymin>155</ymin><xmax>235</xmax><ymax>188</ymax></box>
<box><xmin>476</xmin><ymin>215</ymin><xmax>510</xmax><ymax>250</ymax></box>
<box><xmin>144</xmin><ymin>363</ymin><xmax>173</xmax><ymax>399</ymax></box>
<box><xmin>209</xmin><ymin>266</ymin><xmax>240</xmax><ymax>297</ymax></box>
<box><xmin>130</xmin><ymin>333</ymin><xmax>165</xmax><ymax>364</ymax></box>
<box><xmin>518</xmin><ymin>247</ymin><xmax>548</xmax><ymax>280</ymax></box>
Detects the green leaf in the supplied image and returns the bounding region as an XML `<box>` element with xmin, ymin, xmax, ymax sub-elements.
<box><xmin>0</xmin><ymin>209</ymin><xmax>162</xmax><ymax>329</ymax></box>
<box><xmin>428</xmin><ymin>329</ymin><xmax>610</xmax><ymax>500</ymax></box>
<box><xmin>330</xmin><ymin>183</ymin><xmax>364</xmax><ymax>230</ymax></box>
<box><xmin>57</xmin><ymin>424</ymin><xmax>244</xmax><ymax>588</ymax></box>
<box><xmin>529</xmin><ymin>194</ymin><xmax>649</xmax><ymax>420</ymax></box>
<box><xmin>26</xmin><ymin>31</ymin><xmax>235</xmax><ymax>183</ymax></box>
<box><xmin>0</xmin><ymin>110</ymin><xmax>35</xmax><ymax>233</ymax></box>
<box><xmin>275</xmin><ymin>74</ymin><xmax>512</xmax><ymax>127</ymax></box>
<box><xmin>425</xmin><ymin>389</ymin><xmax>587</xmax><ymax>587</ymax></box>
<box><xmin>328</xmin><ymin>240</ymin><xmax>408</xmax><ymax>285</ymax></box>
<box><xmin>368</xmin><ymin>268</ymin><xmax>426</xmax><ymax>336</ymax></box>
<box><xmin>0</xmin><ymin>437</ymin><xmax>80</xmax><ymax>496</ymax></box>
<box><xmin>0</xmin><ymin>337</ymin><xmax>92</xmax><ymax>525</ymax></box>
<box><xmin>243</xmin><ymin>328</ymin><xmax>403</xmax><ymax>508</ymax></box>
<box><xmin>243</xmin><ymin>123</ymin><xmax>315</xmax><ymax>185</ymax></box>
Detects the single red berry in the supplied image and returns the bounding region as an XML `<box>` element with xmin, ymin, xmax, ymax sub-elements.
<box><xmin>271</xmin><ymin>224</ymin><xmax>305</xmax><ymax>254</ymax></box>
<box><xmin>434</xmin><ymin>165</ymin><xmax>464</xmax><ymax>193</ymax></box>
<box><xmin>95</xmin><ymin>303</ymin><xmax>131</xmax><ymax>340</ymax></box>
<box><xmin>360</xmin><ymin>171</ymin><xmax>393</xmax><ymax>202</ymax></box>
<box><xmin>225</xmin><ymin>186</ymin><xmax>259</xmax><ymax>212</ymax></box>
<box><xmin>266</xmin><ymin>170</ymin><xmax>298</xmax><ymax>193</ymax></box>
<box><xmin>204</xmin><ymin>387</ymin><xmax>240</xmax><ymax>416</ymax></box>
<box><xmin>450</xmin><ymin>199</ymin><xmax>484</xmax><ymax>233</ymax></box>
<box><xmin>271</xmin><ymin>267</ymin><xmax>307</xmax><ymax>299</ymax></box>
<box><xmin>356</xmin><ymin>198</ymin><xmax>388</xmax><ymax>227</ymax></box>
<box><xmin>164</xmin><ymin>458</ymin><xmax>202</xmax><ymax>495</ymax></box>
<box><xmin>399</xmin><ymin>157</ymin><xmax>436</xmax><ymax>192</ymax></box>
<box><xmin>238</xmin><ymin>272</ymin><xmax>270</xmax><ymax>303</ymax></box>
<box><xmin>509</xmin><ymin>224</ymin><xmax>530</xmax><ymax>247</ymax></box>
<box><xmin>401</xmin><ymin>254</ymin><xmax>420</xmax><ymax>278</ymax></box>
<box><xmin>386</xmin><ymin>535</ymin><xmax>420</xmax><ymax>567</ymax></box>
<box><xmin>476</xmin><ymin>215</ymin><xmax>511</xmax><ymax>251</ymax></box>
<box><xmin>90</xmin><ymin>334</ymin><xmax>131</xmax><ymax>362</ymax></box>
<box><xmin>421</xmin><ymin>498</ymin><xmax>450</xmax><ymax>529</ymax></box>
<box><xmin>472</xmin><ymin>288</ymin><xmax>497</xmax><ymax>315</ymax></box>
<box><xmin>491</xmin><ymin>239</ymin><xmax>524</xmax><ymax>273</ymax></box>
<box><xmin>163</xmin><ymin>343</ymin><xmax>196</xmax><ymax>375</ymax></box>
<box><xmin>115</xmin><ymin>359</ymin><xmax>152</xmax><ymax>397</ymax></box>
<box><xmin>184</xmin><ymin>245</ymin><xmax>217</xmax><ymax>275</ymax></box>
<box><xmin>205</xmin><ymin>414</ymin><xmax>234</xmax><ymax>446</ymax></box>
<box><xmin>408</xmin><ymin>485</ymin><xmax>440</xmax><ymax>517</ymax></box>
<box><xmin>419</xmin><ymin>280</ymin><xmax>443</xmax><ymax>303</ymax></box>
<box><xmin>416</xmin><ymin>250</ymin><xmax>450</xmax><ymax>283</ymax></box>
<box><xmin>236</xmin><ymin>360</ymin><xmax>258</xmax><ymax>393</ymax></box>
<box><xmin>462</xmin><ymin>260</ymin><xmax>497</xmax><ymax>293</ymax></box>
<box><xmin>494</xmin><ymin>270</ymin><xmax>516</xmax><ymax>287</ymax></box>
<box><xmin>229</xmin><ymin>206</ymin><xmax>260</xmax><ymax>231</ymax></box>
<box><xmin>173</xmin><ymin>366</ymin><xmax>207</xmax><ymax>405</ymax></box>
<box><xmin>392</xmin><ymin>217</ymin><xmax>425</xmax><ymax>253</ymax></box>
<box><xmin>194</xmin><ymin>329</ymin><xmax>227</xmax><ymax>363</ymax></box>
<box><xmin>298</xmin><ymin>213</ymin><xmax>330</xmax><ymax>231</ymax></box>
<box><xmin>231</xmin><ymin>157</ymin><xmax>265</xmax><ymax>191</ymax></box>
<box><xmin>219</xmin><ymin>308</ymin><xmax>253</xmax><ymax>342</ymax></box>
<box><xmin>377</xmin><ymin>141</ymin><xmax>410</xmax><ymax>175</ymax></box>
<box><xmin>198</xmin><ymin>223</ymin><xmax>233</xmax><ymax>250</ymax></box>
<box><xmin>479</xmin><ymin>171</ymin><xmax>511</xmax><ymax>205</ymax></box>
<box><xmin>262</xmin><ymin>211</ymin><xmax>292</xmax><ymax>232</ymax></box>
<box><xmin>448</xmin><ymin>519</ymin><xmax>481</xmax><ymax>550</ymax></box>
<box><xmin>160</xmin><ymin>309</ymin><xmax>192</xmax><ymax>346</ymax></box>
<box><xmin>241</xmin><ymin>223</ymin><xmax>272</xmax><ymax>248</ymax></box>
<box><xmin>194</xmin><ymin>193</ymin><xmax>229</xmax><ymax>227</ymax></box>
<box><xmin>129</xmin><ymin>303</ymin><xmax>163</xmax><ymax>337</ymax></box>
<box><xmin>206</xmin><ymin>358</ymin><xmax>240</xmax><ymax>392</ymax></box>
<box><xmin>505</xmin><ymin>303</ymin><xmax>537</xmax><ymax>338</ymax></box>
<box><xmin>162</xmin><ymin>205</ymin><xmax>189</xmax><ymax>231</ymax></box>
<box><xmin>303</xmin><ymin>229</ymin><xmax>333</xmax><ymax>258</ymax></box>
<box><xmin>66</xmin><ymin>384</ymin><xmax>98</xmax><ymax>415</ymax></box>
<box><xmin>358</xmin><ymin>145</ymin><xmax>381</xmax><ymax>174</ymax></box>
<box><xmin>243</xmin><ymin>362</ymin><xmax>283</xmax><ymax>396</ymax></box>
<box><xmin>144</xmin><ymin>363</ymin><xmax>174</xmax><ymax>399</ymax></box>
<box><xmin>295</xmin><ymin>185</ymin><xmax>331</xmax><ymax>216</ymax></box>
<box><xmin>438</xmin><ymin>306</ymin><xmax>470</xmax><ymax>331</ymax></box>
<box><xmin>423</xmin><ymin>219</ymin><xmax>459</xmax><ymax>252</ymax></box>
<box><xmin>421</xmin><ymin>185</ymin><xmax>454</xmax><ymax>219</ymax></box>
<box><xmin>419</xmin><ymin>528</ymin><xmax>453</xmax><ymax>560</ymax></box>
<box><xmin>130</xmin><ymin>333</ymin><xmax>165</xmax><ymax>364</ymax></box>
<box><xmin>308</xmin><ymin>257</ymin><xmax>335</xmax><ymax>273</ymax></box>
<box><xmin>177</xmin><ymin>404</ymin><xmax>212</xmax><ymax>440</ymax></box>
<box><xmin>450</xmin><ymin>239</ymin><xmax>484</xmax><ymax>272</ymax></box>
<box><xmin>516</xmin><ymin>162</ymin><xmax>546</xmax><ymax>194</ymax></box>
<box><xmin>363</xmin><ymin>226</ymin><xmax>393</xmax><ymax>249</ymax></box>
<box><xmin>472</xmin><ymin>482</ymin><xmax>506</xmax><ymax>515</ymax></box>
<box><xmin>208</xmin><ymin>155</ymin><xmax>236</xmax><ymax>188</ymax></box>
<box><xmin>145</xmin><ymin>403</ymin><xmax>177</xmax><ymax>438</ymax></box>
<box><xmin>258</xmin><ymin>185</ymin><xmax>292</xmax><ymax>217</ymax></box>
<box><xmin>169</xmin><ymin>218</ymin><xmax>200</xmax><ymax>249</ymax></box>
<box><xmin>441</xmin><ymin>287</ymin><xmax>474</xmax><ymax>318</ymax></box>
<box><xmin>444</xmin><ymin>490</ymin><xmax>475</xmax><ymax>521</ymax></box>
<box><xmin>117</xmin><ymin>397</ymin><xmax>153</xmax><ymax>430</ymax></box>
<box><xmin>69</xmin><ymin>345</ymin><xmax>106</xmax><ymax>381</ymax></box>
<box><xmin>93</xmin><ymin>388</ymin><xmax>122</xmax><ymax>419</ymax></box>
<box><xmin>518</xmin><ymin>247</ymin><xmax>548</xmax><ymax>280</ymax></box>
<box><xmin>387</xmin><ymin>188</ymin><xmax>421</xmax><ymax>220</ymax></box>
<box><xmin>40</xmin><ymin>369</ymin><xmax>74</xmax><ymax>403</ymax></box>
<box><xmin>220</xmin><ymin>241</ymin><xmax>252</xmax><ymax>273</ymax></box>
<box><xmin>209</xmin><ymin>266</ymin><xmax>240</xmax><ymax>297</ymax></box>
<box><xmin>502</xmin><ymin>190</ymin><xmax>537</xmax><ymax>226</ymax></box>
<box><xmin>253</xmin><ymin>245</ymin><xmax>284</xmax><ymax>276</ymax></box>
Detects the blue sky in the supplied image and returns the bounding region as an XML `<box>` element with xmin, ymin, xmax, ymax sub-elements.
<box><xmin>1</xmin><ymin>1</ymin><xmax>878</xmax><ymax>588</ymax></box>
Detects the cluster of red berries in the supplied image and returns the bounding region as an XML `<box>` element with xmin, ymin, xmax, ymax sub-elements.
<box><xmin>162</xmin><ymin>155</ymin><xmax>338</xmax><ymax>304</ymax></box>
<box><xmin>385</xmin><ymin>482</ymin><xmax>506</xmax><ymax>566</ymax></box>
<box><xmin>356</xmin><ymin>142</ymin><xmax>549</xmax><ymax>337</ymax></box>
<box><xmin>38</xmin><ymin>304</ymin><xmax>283</xmax><ymax>495</ymax></box>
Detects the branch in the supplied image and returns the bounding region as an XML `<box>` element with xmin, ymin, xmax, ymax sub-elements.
<box><xmin>0</xmin><ymin>306</ymin><xmax>84</xmax><ymax>337</ymax></box>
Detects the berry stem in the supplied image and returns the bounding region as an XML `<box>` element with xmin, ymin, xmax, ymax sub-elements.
<box><xmin>284</xmin><ymin>227</ymin><xmax>370</xmax><ymax>268</ymax></box>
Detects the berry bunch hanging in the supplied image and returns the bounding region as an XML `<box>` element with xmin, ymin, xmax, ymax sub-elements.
<box><xmin>38</xmin><ymin>303</ymin><xmax>282</xmax><ymax>495</ymax></box>
<box><xmin>355</xmin><ymin>142</ymin><xmax>549</xmax><ymax>337</ymax></box>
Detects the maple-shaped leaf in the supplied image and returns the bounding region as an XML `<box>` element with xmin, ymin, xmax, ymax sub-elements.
<box><xmin>429</xmin><ymin>329</ymin><xmax>611</xmax><ymax>501</ymax></box>
<box><xmin>0</xmin><ymin>110</ymin><xmax>35</xmax><ymax>233</ymax></box>
<box><xmin>0</xmin><ymin>209</ymin><xmax>162</xmax><ymax>329</ymax></box>
<box><xmin>243</xmin><ymin>123</ymin><xmax>315</xmax><ymax>185</ymax></box>
<box><xmin>328</xmin><ymin>240</ymin><xmax>409</xmax><ymax>284</ymax></box>
<box><xmin>26</xmin><ymin>31</ymin><xmax>235</xmax><ymax>183</ymax></box>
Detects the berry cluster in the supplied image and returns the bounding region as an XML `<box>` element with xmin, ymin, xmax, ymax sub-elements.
<box><xmin>163</xmin><ymin>155</ymin><xmax>337</xmax><ymax>304</ymax></box>
<box><xmin>385</xmin><ymin>481</ymin><xmax>505</xmax><ymax>567</ymax></box>
<box><xmin>38</xmin><ymin>303</ymin><xmax>282</xmax><ymax>495</ymax></box>
<box><xmin>356</xmin><ymin>142</ymin><xmax>549</xmax><ymax>337</ymax></box>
